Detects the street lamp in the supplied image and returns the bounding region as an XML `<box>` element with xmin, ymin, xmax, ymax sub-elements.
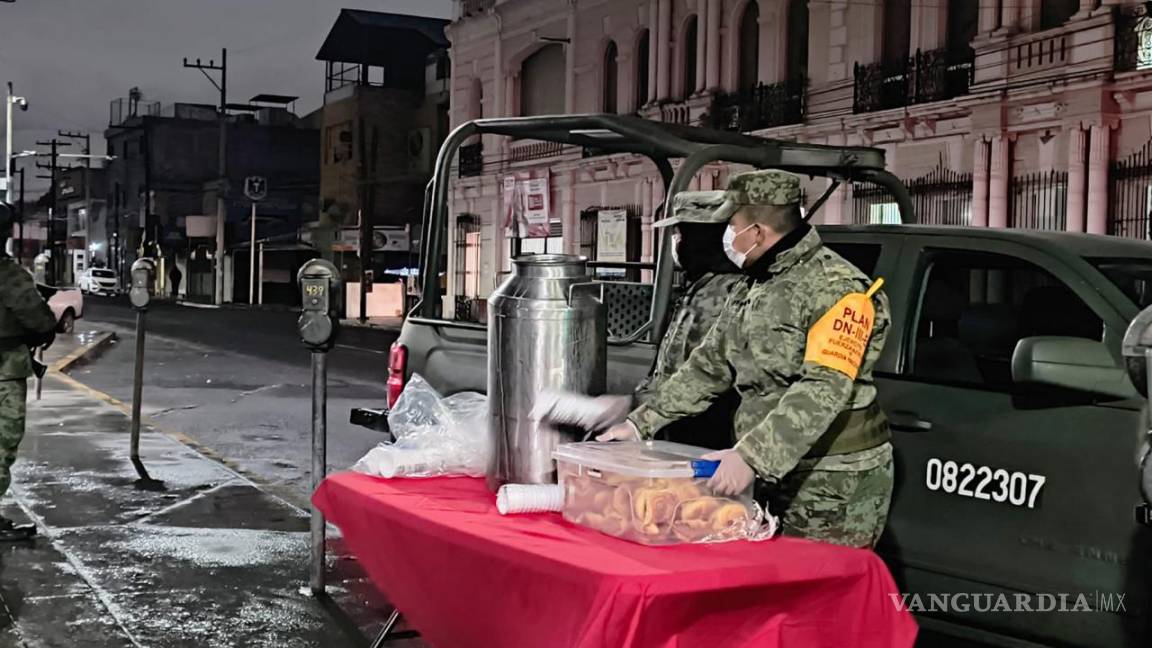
<box><xmin>5</xmin><ymin>82</ymin><xmax>29</xmax><ymax>205</ymax></box>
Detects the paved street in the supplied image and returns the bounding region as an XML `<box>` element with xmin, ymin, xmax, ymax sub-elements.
<box><xmin>83</xmin><ymin>296</ymin><xmax>399</xmax><ymax>385</ymax></box>
<box><xmin>72</xmin><ymin>298</ymin><xmax>400</xmax><ymax>504</ymax></box>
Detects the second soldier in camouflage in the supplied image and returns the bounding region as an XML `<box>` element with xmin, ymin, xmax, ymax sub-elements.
<box><xmin>603</xmin><ymin>169</ymin><xmax>895</xmax><ymax>548</ymax></box>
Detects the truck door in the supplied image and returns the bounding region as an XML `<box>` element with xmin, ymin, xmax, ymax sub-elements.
<box><xmin>877</xmin><ymin>238</ymin><xmax>1149</xmax><ymax>646</ymax></box>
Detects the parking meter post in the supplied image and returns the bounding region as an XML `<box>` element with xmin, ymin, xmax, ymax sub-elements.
<box><xmin>128</xmin><ymin>258</ymin><xmax>164</xmax><ymax>490</ymax></box>
<box><xmin>33</xmin><ymin>347</ymin><xmax>44</xmax><ymax>401</ymax></box>
<box><xmin>310</xmin><ymin>350</ymin><xmax>327</xmax><ymax>594</ymax></box>
<box><xmin>296</xmin><ymin>259</ymin><xmax>341</xmax><ymax>596</ymax></box>
<box><xmin>131</xmin><ymin>308</ymin><xmax>147</xmax><ymax>467</ymax></box>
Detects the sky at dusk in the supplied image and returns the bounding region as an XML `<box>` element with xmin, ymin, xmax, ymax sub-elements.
<box><xmin>0</xmin><ymin>0</ymin><xmax>454</xmax><ymax>196</ymax></box>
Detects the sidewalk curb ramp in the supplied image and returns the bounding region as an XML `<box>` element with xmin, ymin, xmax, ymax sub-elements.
<box><xmin>52</xmin><ymin>331</ymin><xmax>119</xmax><ymax>374</ymax></box>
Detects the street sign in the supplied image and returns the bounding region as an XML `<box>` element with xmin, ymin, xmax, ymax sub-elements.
<box><xmin>244</xmin><ymin>176</ymin><xmax>268</xmax><ymax>202</ymax></box>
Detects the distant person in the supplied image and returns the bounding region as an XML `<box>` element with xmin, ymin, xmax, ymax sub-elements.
<box><xmin>169</xmin><ymin>263</ymin><xmax>183</xmax><ymax>301</ymax></box>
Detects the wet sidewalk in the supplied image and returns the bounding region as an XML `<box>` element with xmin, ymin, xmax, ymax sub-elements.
<box><xmin>0</xmin><ymin>329</ymin><xmax>406</xmax><ymax>647</ymax></box>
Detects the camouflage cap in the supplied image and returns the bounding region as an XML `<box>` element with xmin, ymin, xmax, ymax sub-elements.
<box><xmin>713</xmin><ymin>169</ymin><xmax>803</xmax><ymax>221</ymax></box>
<box><xmin>652</xmin><ymin>190</ymin><xmax>726</xmax><ymax>228</ymax></box>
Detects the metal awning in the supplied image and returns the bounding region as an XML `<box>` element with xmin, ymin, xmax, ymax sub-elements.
<box><xmin>315</xmin><ymin>9</ymin><xmax>448</xmax><ymax>65</ymax></box>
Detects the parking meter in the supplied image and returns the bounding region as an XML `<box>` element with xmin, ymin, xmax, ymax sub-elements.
<box><xmin>130</xmin><ymin>258</ymin><xmax>156</xmax><ymax>310</ymax></box>
<box><xmin>297</xmin><ymin>258</ymin><xmax>341</xmax><ymax>595</ymax></box>
<box><xmin>297</xmin><ymin>259</ymin><xmax>342</xmax><ymax>351</ymax></box>
<box><xmin>1123</xmin><ymin>306</ymin><xmax>1152</xmax><ymax>523</ymax></box>
<box><xmin>128</xmin><ymin>258</ymin><xmax>161</xmax><ymax>489</ymax></box>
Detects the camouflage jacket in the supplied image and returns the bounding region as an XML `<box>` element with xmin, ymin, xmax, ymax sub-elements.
<box><xmin>0</xmin><ymin>258</ymin><xmax>57</xmax><ymax>380</ymax></box>
<box><xmin>634</xmin><ymin>271</ymin><xmax>747</xmax><ymax>403</ymax></box>
<box><xmin>628</xmin><ymin>227</ymin><xmax>891</xmax><ymax>482</ymax></box>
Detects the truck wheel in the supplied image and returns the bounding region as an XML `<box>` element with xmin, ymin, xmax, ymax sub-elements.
<box><xmin>58</xmin><ymin>310</ymin><xmax>75</xmax><ymax>334</ymax></box>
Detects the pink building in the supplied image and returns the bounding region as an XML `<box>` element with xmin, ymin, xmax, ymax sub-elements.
<box><xmin>444</xmin><ymin>0</ymin><xmax>1152</xmax><ymax>319</ymax></box>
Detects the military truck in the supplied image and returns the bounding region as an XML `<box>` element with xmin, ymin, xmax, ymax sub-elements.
<box><xmin>356</xmin><ymin>114</ymin><xmax>1152</xmax><ymax>647</ymax></box>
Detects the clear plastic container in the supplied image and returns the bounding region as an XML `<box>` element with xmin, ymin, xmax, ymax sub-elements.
<box><xmin>553</xmin><ymin>441</ymin><xmax>759</xmax><ymax>545</ymax></box>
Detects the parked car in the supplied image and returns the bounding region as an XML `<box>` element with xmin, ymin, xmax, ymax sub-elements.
<box><xmin>353</xmin><ymin>115</ymin><xmax>1152</xmax><ymax>647</ymax></box>
<box><xmin>38</xmin><ymin>284</ymin><xmax>84</xmax><ymax>334</ymax></box>
<box><xmin>78</xmin><ymin>268</ymin><xmax>119</xmax><ymax>296</ymax></box>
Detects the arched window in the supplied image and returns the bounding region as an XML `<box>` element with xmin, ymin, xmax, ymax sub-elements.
<box><xmin>737</xmin><ymin>2</ymin><xmax>760</xmax><ymax>91</ymax></box>
<box><xmin>603</xmin><ymin>41</ymin><xmax>619</xmax><ymax>113</ymax></box>
<box><xmin>683</xmin><ymin>15</ymin><xmax>699</xmax><ymax>98</ymax></box>
<box><xmin>882</xmin><ymin>0</ymin><xmax>912</xmax><ymax>63</ymax></box>
<box><xmin>636</xmin><ymin>30</ymin><xmax>651</xmax><ymax>107</ymax></box>
<box><xmin>785</xmin><ymin>0</ymin><xmax>808</xmax><ymax>81</ymax></box>
<box><xmin>520</xmin><ymin>44</ymin><xmax>566</xmax><ymax>116</ymax></box>
<box><xmin>1040</xmin><ymin>0</ymin><xmax>1078</xmax><ymax>30</ymax></box>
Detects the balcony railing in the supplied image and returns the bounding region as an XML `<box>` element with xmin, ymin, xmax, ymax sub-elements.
<box><xmin>509</xmin><ymin>140</ymin><xmax>566</xmax><ymax>163</ymax></box>
<box><xmin>853</xmin><ymin>47</ymin><xmax>974</xmax><ymax>114</ymax></box>
<box><xmin>710</xmin><ymin>78</ymin><xmax>805</xmax><ymax>132</ymax></box>
<box><xmin>459</xmin><ymin>143</ymin><xmax>484</xmax><ymax>178</ymax></box>
<box><xmin>109</xmin><ymin>97</ymin><xmax>161</xmax><ymax>127</ymax></box>
<box><xmin>1116</xmin><ymin>3</ymin><xmax>1152</xmax><ymax>72</ymax></box>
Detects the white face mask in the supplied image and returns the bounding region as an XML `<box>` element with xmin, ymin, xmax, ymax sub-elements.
<box><xmin>669</xmin><ymin>233</ymin><xmax>682</xmax><ymax>269</ymax></box>
<box><xmin>722</xmin><ymin>224</ymin><xmax>757</xmax><ymax>269</ymax></box>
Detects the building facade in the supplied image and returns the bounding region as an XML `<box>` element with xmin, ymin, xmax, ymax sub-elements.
<box><xmin>314</xmin><ymin>9</ymin><xmax>451</xmax><ymax>298</ymax></box>
<box><xmin>444</xmin><ymin>0</ymin><xmax>1152</xmax><ymax>319</ymax></box>
<box><xmin>56</xmin><ymin>166</ymin><xmax>108</xmax><ymax>282</ymax></box>
<box><xmin>104</xmin><ymin>96</ymin><xmax>319</xmax><ymax>302</ymax></box>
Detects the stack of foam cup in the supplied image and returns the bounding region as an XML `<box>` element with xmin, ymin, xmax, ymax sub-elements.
<box><xmin>496</xmin><ymin>483</ymin><xmax>565</xmax><ymax>515</ymax></box>
<box><xmin>365</xmin><ymin>446</ymin><xmax>449</xmax><ymax>478</ymax></box>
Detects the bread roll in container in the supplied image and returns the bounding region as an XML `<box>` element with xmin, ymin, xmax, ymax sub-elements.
<box><xmin>554</xmin><ymin>441</ymin><xmax>767</xmax><ymax>545</ymax></box>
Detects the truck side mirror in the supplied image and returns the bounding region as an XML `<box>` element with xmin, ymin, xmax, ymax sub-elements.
<box><xmin>129</xmin><ymin>258</ymin><xmax>156</xmax><ymax>310</ymax></box>
<box><xmin>297</xmin><ymin>259</ymin><xmax>342</xmax><ymax>351</ymax></box>
<box><xmin>1011</xmin><ymin>336</ymin><xmax>1137</xmax><ymax>400</ymax></box>
<box><xmin>1123</xmin><ymin>306</ymin><xmax>1152</xmax><ymax>397</ymax></box>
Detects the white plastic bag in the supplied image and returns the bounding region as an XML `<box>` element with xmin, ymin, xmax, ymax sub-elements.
<box><xmin>352</xmin><ymin>374</ymin><xmax>489</xmax><ymax>478</ymax></box>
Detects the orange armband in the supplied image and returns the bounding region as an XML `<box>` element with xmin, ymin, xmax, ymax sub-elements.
<box><xmin>803</xmin><ymin>278</ymin><xmax>885</xmax><ymax>380</ymax></box>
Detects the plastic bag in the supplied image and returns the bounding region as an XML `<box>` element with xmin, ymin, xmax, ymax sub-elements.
<box><xmin>352</xmin><ymin>374</ymin><xmax>489</xmax><ymax>478</ymax></box>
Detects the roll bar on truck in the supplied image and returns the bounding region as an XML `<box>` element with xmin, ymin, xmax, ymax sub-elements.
<box><xmin>353</xmin><ymin>113</ymin><xmax>913</xmax><ymax>427</ymax></box>
<box><xmin>415</xmin><ymin>113</ymin><xmax>912</xmax><ymax>343</ymax></box>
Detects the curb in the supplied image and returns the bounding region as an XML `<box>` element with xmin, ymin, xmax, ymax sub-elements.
<box><xmin>51</xmin><ymin>331</ymin><xmax>119</xmax><ymax>374</ymax></box>
<box><xmin>50</xmin><ymin>371</ymin><xmax>313</xmax><ymax>513</ymax></box>
<box><xmin>339</xmin><ymin>318</ymin><xmax>405</xmax><ymax>332</ymax></box>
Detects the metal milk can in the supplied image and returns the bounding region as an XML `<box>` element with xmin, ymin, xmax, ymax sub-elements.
<box><xmin>487</xmin><ymin>254</ymin><xmax>606</xmax><ymax>489</ymax></box>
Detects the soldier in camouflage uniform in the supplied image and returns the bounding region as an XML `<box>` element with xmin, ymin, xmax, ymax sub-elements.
<box><xmin>601</xmin><ymin>170</ymin><xmax>894</xmax><ymax>548</ymax></box>
<box><xmin>0</xmin><ymin>203</ymin><xmax>57</xmax><ymax>538</ymax></box>
<box><xmin>634</xmin><ymin>191</ymin><xmax>745</xmax><ymax>449</ymax></box>
<box><xmin>535</xmin><ymin>192</ymin><xmax>743</xmax><ymax>446</ymax></box>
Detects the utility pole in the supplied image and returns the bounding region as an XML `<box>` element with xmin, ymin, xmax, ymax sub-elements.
<box><xmin>183</xmin><ymin>48</ymin><xmax>227</xmax><ymax>304</ymax></box>
<box><xmin>15</xmin><ymin>165</ymin><xmax>23</xmax><ymax>263</ymax></box>
<box><xmin>35</xmin><ymin>137</ymin><xmax>70</xmax><ymax>285</ymax></box>
<box><xmin>5</xmin><ymin>82</ymin><xmax>29</xmax><ymax>205</ymax></box>
<box><xmin>58</xmin><ymin>131</ymin><xmax>92</xmax><ymax>268</ymax></box>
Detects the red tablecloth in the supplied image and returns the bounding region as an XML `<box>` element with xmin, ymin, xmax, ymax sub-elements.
<box><xmin>314</xmin><ymin>473</ymin><xmax>918</xmax><ymax>648</ymax></box>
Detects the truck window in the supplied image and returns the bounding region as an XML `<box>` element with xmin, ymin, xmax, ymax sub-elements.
<box><xmin>824</xmin><ymin>242</ymin><xmax>882</xmax><ymax>276</ymax></box>
<box><xmin>1088</xmin><ymin>258</ymin><xmax>1152</xmax><ymax>310</ymax></box>
<box><xmin>911</xmin><ymin>250</ymin><xmax>1103</xmax><ymax>390</ymax></box>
